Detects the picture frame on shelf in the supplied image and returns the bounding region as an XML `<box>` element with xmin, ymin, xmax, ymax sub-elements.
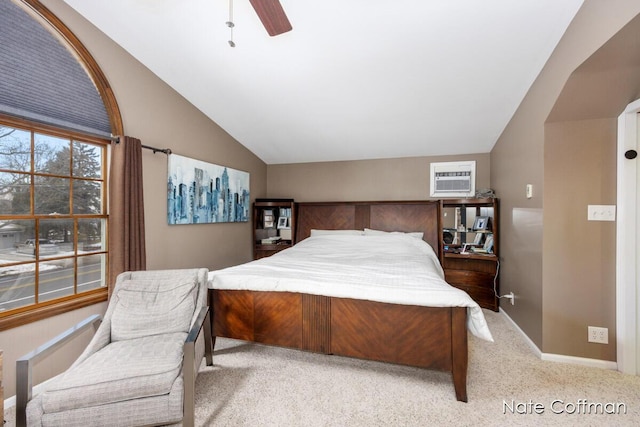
<box><xmin>277</xmin><ymin>217</ymin><xmax>289</xmax><ymax>229</ymax></box>
<box><xmin>473</xmin><ymin>232</ymin><xmax>483</xmax><ymax>245</ymax></box>
<box><xmin>443</xmin><ymin>231</ymin><xmax>454</xmax><ymax>244</ymax></box>
<box><xmin>472</xmin><ymin>216</ymin><xmax>490</xmax><ymax>231</ymax></box>
<box><xmin>263</xmin><ymin>209</ymin><xmax>275</xmax><ymax>228</ymax></box>
<box><xmin>483</xmin><ymin>235</ymin><xmax>494</xmax><ymax>253</ymax></box>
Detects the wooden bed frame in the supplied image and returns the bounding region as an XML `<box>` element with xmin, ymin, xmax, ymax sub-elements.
<box><xmin>210</xmin><ymin>200</ymin><xmax>469</xmax><ymax>401</ymax></box>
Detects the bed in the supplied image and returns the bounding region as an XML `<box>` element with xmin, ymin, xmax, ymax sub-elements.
<box><xmin>208</xmin><ymin>201</ymin><xmax>493</xmax><ymax>402</ymax></box>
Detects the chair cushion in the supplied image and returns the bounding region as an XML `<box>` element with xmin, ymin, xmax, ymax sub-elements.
<box><xmin>41</xmin><ymin>332</ymin><xmax>187</xmax><ymax>413</ymax></box>
<box><xmin>111</xmin><ymin>276</ymin><xmax>197</xmax><ymax>341</ymax></box>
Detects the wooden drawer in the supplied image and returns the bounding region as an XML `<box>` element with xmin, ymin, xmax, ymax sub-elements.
<box><xmin>449</xmin><ymin>281</ymin><xmax>497</xmax><ymax>311</ymax></box>
<box><xmin>445</xmin><ymin>269</ymin><xmax>495</xmax><ymax>287</ymax></box>
<box><xmin>442</xmin><ymin>256</ymin><xmax>497</xmax><ymax>274</ymax></box>
<box><xmin>444</xmin><ymin>269</ymin><xmax>498</xmax><ymax>311</ymax></box>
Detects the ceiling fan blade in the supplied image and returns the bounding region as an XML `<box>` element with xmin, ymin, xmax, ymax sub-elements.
<box><xmin>249</xmin><ymin>0</ymin><xmax>292</xmax><ymax>36</ymax></box>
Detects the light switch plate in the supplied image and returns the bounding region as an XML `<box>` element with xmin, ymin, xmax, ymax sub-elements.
<box><xmin>587</xmin><ymin>205</ymin><xmax>616</xmax><ymax>221</ymax></box>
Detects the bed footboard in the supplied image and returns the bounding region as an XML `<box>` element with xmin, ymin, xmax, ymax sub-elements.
<box><xmin>211</xmin><ymin>289</ymin><xmax>468</xmax><ymax>401</ymax></box>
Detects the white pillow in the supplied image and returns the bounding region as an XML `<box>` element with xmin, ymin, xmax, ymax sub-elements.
<box><xmin>363</xmin><ymin>228</ymin><xmax>424</xmax><ymax>239</ymax></box>
<box><xmin>310</xmin><ymin>229</ymin><xmax>363</xmax><ymax>236</ymax></box>
<box><xmin>111</xmin><ymin>278</ymin><xmax>197</xmax><ymax>342</ymax></box>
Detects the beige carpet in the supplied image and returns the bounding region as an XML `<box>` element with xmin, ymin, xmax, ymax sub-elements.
<box><xmin>4</xmin><ymin>309</ymin><xmax>640</xmax><ymax>426</ymax></box>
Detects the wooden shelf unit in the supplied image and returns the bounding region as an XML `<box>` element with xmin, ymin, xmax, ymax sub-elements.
<box><xmin>253</xmin><ymin>199</ymin><xmax>295</xmax><ymax>259</ymax></box>
<box><xmin>439</xmin><ymin>198</ymin><xmax>499</xmax><ymax>311</ymax></box>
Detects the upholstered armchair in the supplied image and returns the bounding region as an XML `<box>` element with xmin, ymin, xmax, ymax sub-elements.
<box><xmin>16</xmin><ymin>268</ymin><xmax>213</xmax><ymax>427</ymax></box>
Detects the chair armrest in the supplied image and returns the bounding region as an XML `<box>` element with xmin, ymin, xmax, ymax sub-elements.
<box><xmin>16</xmin><ymin>314</ymin><xmax>102</xmax><ymax>427</ymax></box>
<box><xmin>186</xmin><ymin>306</ymin><xmax>209</xmax><ymax>344</ymax></box>
<box><xmin>182</xmin><ymin>306</ymin><xmax>213</xmax><ymax>427</ymax></box>
<box><xmin>184</xmin><ymin>305</ymin><xmax>213</xmax><ymax>367</ymax></box>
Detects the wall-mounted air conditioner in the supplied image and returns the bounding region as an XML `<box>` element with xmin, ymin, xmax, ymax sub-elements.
<box><xmin>429</xmin><ymin>161</ymin><xmax>476</xmax><ymax>198</ymax></box>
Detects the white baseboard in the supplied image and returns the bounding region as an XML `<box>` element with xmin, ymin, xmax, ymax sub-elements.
<box><xmin>499</xmin><ymin>308</ymin><xmax>618</xmax><ymax>371</ymax></box>
<box><xmin>540</xmin><ymin>352</ymin><xmax>618</xmax><ymax>370</ymax></box>
<box><xmin>499</xmin><ymin>308</ymin><xmax>542</xmax><ymax>358</ymax></box>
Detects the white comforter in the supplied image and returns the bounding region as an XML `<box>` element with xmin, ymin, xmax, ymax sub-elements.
<box><xmin>208</xmin><ymin>234</ymin><xmax>493</xmax><ymax>341</ymax></box>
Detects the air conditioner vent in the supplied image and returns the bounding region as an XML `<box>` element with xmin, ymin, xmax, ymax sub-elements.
<box><xmin>430</xmin><ymin>161</ymin><xmax>476</xmax><ymax>197</ymax></box>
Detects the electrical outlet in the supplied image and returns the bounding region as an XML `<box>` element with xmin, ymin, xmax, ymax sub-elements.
<box><xmin>587</xmin><ymin>205</ymin><xmax>616</xmax><ymax>221</ymax></box>
<box><xmin>588</xmin><ymin>326</ymin><xmax>608</xmax><ymax>344</ymax></box>
<box><xmin>502</xmin><ymin>292</ymin><xmax>515</xmax><ymax>305</ymax></box>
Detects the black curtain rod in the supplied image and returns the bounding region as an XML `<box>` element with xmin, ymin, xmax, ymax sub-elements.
<box><xmin>111</xmin><ymin>136</ymin><xmax>172</xmax><ymax>155</ymax></box>
<box><xmin>141</xmin><ymin>144</ymin><xmax>172</xmax><ymax>155</ymax></box>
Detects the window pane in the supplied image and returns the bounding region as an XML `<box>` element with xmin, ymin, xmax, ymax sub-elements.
<box><xmin>78</xmin><ymin>253</ymin><xmax>106</xmax><ymax>292</ymax></box>
<box><xmin>12</xmin><ymin>219</ymin><xmax>36</xmax><ymax>256</ymax></box>
<box><xmin>34</xmin><ymin>176</ymin><xmax>70</xmax><ymax>215</ymax></box>
<box><xmin>0</xmin><ymin>267</ymin><xmax>35</xmax><ymax>312</ymax></box>
<box><xmin>78</xmin><ymin>218</ymin><xmax>105</xmax><ymax>253</ymax></box>
<box><xmin>73</xmin><ymin>141</ymin><xmax>102</xmax><ymax>179</ymax></box>
<box><xmin>73</xmin><ymin>179</ymin><xmax>102</xmax><ymax>214</ymax></box>
<box><xmin>34</xmin><ymin>133</ymin><xmax>71</xmax><ymax>176</ymax></box>
<box><xmin>40</xmin><ymin>218</ymin><xmax>74</xmax><ymax>257</ymax></box>
<box><xmin>0</xmin><ymin>172</ymin><xmax>31</xmax><ymax>215</ymax></box>
<box><xmin>0</xmin><ymin>220</ymin><xmax>26</xmax><ymax>254</ymax></box>
<box><xmin>1</xmin><ymin>231</ymin><xmax>37</xmax><ymax>286</ymax></box>
<box><xmin>39</xmin><ymin>259</ymin><xmax>74</xmax><ymax>303</ymax></box>
<box><xmin>0</xmin><ymin>125</ymin><xmax>31</xmax><ymax>172</ymax></box>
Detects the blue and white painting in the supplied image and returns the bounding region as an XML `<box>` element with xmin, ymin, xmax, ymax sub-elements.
<box><xmin>167</xmin><ymin>154</ymin><xmax>250</xmax><ymax>224</ymax></box>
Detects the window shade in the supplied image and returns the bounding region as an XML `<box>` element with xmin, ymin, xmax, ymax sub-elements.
<box><xmin>0</xmin><ymin>0</ymin><xmax>111</xmax><ymax>137</ymax></box>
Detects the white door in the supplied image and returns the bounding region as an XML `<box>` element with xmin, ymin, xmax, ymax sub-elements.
<box><xmin>616</xmin><ymin>103</ymin><xmax>640</xmax><ymax>375</ymax></box>
<box><xmin>636</xmin><ymin>113</ymin><xmax>640</xmax><ymax>374</ymax></box>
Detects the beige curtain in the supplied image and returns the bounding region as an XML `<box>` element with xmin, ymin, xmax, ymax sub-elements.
<box><xmin>108</xmin><ymin>136</ymin><xmax>146</xmax><ymax>295</ymax></box>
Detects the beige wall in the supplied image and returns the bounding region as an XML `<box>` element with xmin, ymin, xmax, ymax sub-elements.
<box><xmin>544</xmin><ymin>119</ymin><xmax>618</xmax><ymax>360</ymax></box>
<box><xmin>0</xmin><ymin>0</ymin><xmax>266</xmax><ymax>398</ymax></box>
<box><xmin>492</xmin><ymin>0</ymin><xmax>640</xmax><ymax>358</ymax></box>
<box><xmin>268</xmin><ymin>154</ymin><xmax>490</xmax><ymax>202</ymax></box>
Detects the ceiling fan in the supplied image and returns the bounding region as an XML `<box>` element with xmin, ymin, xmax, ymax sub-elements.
<box><xmin>249</xmin><ymin>0</ymin><xmax>292</xmax><ymax>36</ymax></box>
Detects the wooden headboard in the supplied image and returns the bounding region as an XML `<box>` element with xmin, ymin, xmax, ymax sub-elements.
<box><xmin>295</xmin><ymin>201</ymin><xmax>441</xmax><ymax>256</ymax></box>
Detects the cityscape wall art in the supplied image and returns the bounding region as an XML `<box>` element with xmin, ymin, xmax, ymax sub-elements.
<box><xmin>167</xmin><ymin>154</ymin><xmax>250</xmax><ymax>224</ymax></box>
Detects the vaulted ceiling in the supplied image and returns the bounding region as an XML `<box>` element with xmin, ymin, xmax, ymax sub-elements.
<box><xmin>62</xmin><ymin>0</ymin><xmax>584</xmax><ymax>164</ymax></box>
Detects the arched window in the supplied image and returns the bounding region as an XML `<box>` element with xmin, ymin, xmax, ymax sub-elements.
<box><xmin>0</xmin><ymin>0</ymin><xmax>122</xmax><ymax>330</ymax></box>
